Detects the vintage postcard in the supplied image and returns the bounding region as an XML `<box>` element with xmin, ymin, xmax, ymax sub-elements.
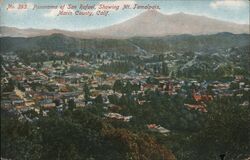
<box><xmin>0</xmin><ymin>0</ymin><xmax>249</xmax><ymax>160</ymax></box>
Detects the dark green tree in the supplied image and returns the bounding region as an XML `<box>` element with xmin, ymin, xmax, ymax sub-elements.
<box><xmin>113</xmin><ymin>80</ymin><xmax>123</xmax><ymax>93</ymax></box>
<box><xmin>84</xmin><ymin>83</ymin><xmax>90</xmax><ymax>101</ymax></box>
<box><xmin>68</xmin><ymin>99</ymin><xmax>76</xmax><ymax>111</ymax></box>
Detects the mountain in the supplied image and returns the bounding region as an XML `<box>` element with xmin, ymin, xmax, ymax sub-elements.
<box><xmin>0</xmin><ymin>10</ymin><xmax>249</xmax><ymax>38</ymax></box>
<box><xmin>92</xmin><ymin>10</ymin><xmax>249</xmax><ymax>38</ymax></box>
<box><xmin>0</xmin><ymin>26</ymin><xmax>87</xmax><ymax>38</ymax></box>
<box><xmin>1</xmin><ymin>33</ymin><xmax>249</xmax><ymax>53</ymax></box>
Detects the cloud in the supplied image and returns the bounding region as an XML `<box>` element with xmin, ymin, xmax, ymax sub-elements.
<box><xmin>44</xmin><ymin>9</ymin><xmax>60</xmax><ymax>17</ymax></box>
<box><xmin>44</xmin><ymin>5</ymin><xmax>74</xmax><ymax>18</ymax></box>
<box><xmin>210</xmin><ymin>0</ymin><xmax>248</xmax><ymax>9</ymax></box>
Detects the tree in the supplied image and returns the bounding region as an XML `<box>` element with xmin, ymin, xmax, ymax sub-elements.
<box><xmin>3</xmin><ymin>79</ymin><xmax>15</xmax><ymax>92</ymax></box>
<box><xmin>1</xmin><ymin>109</ymin><xmax>176</xmax><ymax>160</ymax></box>
<box><xmin>113</xmin><ymin>80</ymin><xmax>123</xmax><ymax>93</ymax></box>
<box><xmin>162</xmin><ymin>61</ymin><xmax>169</xmax><ymax>76</ymax></box>
<box><xmin>69</xmin><ymin>52</ymin><xmax>76</xmax><ymax>58</ymax></box>
<box><xmin>191</xmin><ymin>101</ymin><xmax>250</xmax><ymax>160</ymax></box>
<box><xmin>108</xmin><ymin>95</ymin><xmax>119</xmax><ymax>105</ymax></box>
<box><xmin>53</xmin><ymin>99</ymin><xmax>61</xmax><ymax>106</ymax></box>
<box><xmin>84</xmin><ymin>83</ymin><xmax>90</xmax><ymax>101</ymax></box>
<box><xmin>124</xmin><ymin>81</ymin><xmax>133</xmax><ymax>94</ymax></box>
<box><xmin>68</xmin><ymin>99</ymin><xmax>76</xmax><ymax>111</ymax></box>
<box><xmin>95</xmin><ymin>95</ymin><xmax>103</xmax><ymax>104</ymax></box>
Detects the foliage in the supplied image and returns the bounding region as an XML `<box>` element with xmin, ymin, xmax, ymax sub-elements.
<box><xmin>1</xmin><ymin>109</ymin><xmax>175</xmax><ymax>160</ymax></box>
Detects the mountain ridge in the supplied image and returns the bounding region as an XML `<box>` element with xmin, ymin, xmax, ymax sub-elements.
<box><xmin>1</xmin><ymin>32</ymin><xmax>249</xmax><ymax>54</ymax></box>
<box><xmin>0</xmin><ymin>10</ymin><xmax>249</xmax><ymax>39</ymax></box>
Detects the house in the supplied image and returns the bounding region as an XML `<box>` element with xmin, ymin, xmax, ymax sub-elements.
<box><xmin>1</xmin><ymin>77</ymin><xmax>8</xmax><ymax>84</ymax></box>
<box><xmin>1</xmin><ymin>100</ymin><xmax>12</xmax><ymax>109</ymax></box>
<box><xmin>138</xmin><ymin>100</ymin><xmax>146</xmax><ymax>105</ymax></box>
<box><xmin>141</xmin><ymin>83</ymin><xmax>157</xmax><ymax>91</ymax></box>
<box><xmin>39</xmin><ymin>99</ymin><xmax>56</xmax><ymax>109</ymax></box>
<box><xmin>41</xmin><ymin>103</ymin><xmax>56</xmax><ymax>109</ymax></box>
<box><xmin>61</xmin><ymin>92</ymin><xmax>81</xmax><ymax>99</ymax></box>
<box><xmin>184</xmin><ymin>104</ymin><xmax>207</xmax><ymax>113</ymax></box>
<box><xmin>147</xmin><ymin>124</ymin><xmax>170</xmax><ymax>135</ymax></box>
<box><xmin>104</xmin><ymin>112</ymin><xmax>132</xmax><ymax>122</ymax></box>
<box><xmin>25</xmin><ymin>100</ymin><xmax>35</xmax><ymax>107</ymax></box>
<box><xmin>240</xmin><ymin>101</ymin><xmax>249</xmax><ymax>107</ymax></box>
<box><xmin>23</xmin><ymin>84</ymin><xmax>32</xmax><ymax>92</ymax></box>
<box><xmin>7</xmin><ymin>92</ymin><xmax>26</xmax><ymax>109</ymax></box>
<box><xmin>137</xmin><ymin>99</ymin><xmax>151</xmax><ymax>105</ymax></box>
<box><xmin>52</xmin><ymin>51</ymin><xmax>65</xmax><ymax>57</ymax></box>
<box><xmin>235</xmin><ymin>75</ymin><xmax>244</xmax><ymax>82</ymax></box>
<box><xmin>192</xmin><ymin>92</ymin><xmax>213</xmax><ymax>102</ymax></box>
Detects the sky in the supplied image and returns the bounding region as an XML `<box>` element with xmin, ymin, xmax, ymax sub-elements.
<box><xmin>0</xmin><ymin>0</ymin><xmax>249</xmax><ymax>31</ymax></box>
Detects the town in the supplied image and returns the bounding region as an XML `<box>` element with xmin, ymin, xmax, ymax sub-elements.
<box><xmin>1</xmin><ymin>34</ymin><xmax>249</xmax><ymax>160</ymax></box>
<box><xmin>1</xmin><ymin>48</ymin><xmax>249</xmax><ymax>127</ymax></box>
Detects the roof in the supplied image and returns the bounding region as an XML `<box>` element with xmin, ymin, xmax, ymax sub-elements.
<box><xmin>184</xmin><ymin>104</ymin><xmax>207</xmax><ymax>113</ymax></box>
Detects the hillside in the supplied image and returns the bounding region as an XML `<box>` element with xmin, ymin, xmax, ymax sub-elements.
<box><xmin>0</xmin><ymin>33</ymin><xmax>249</xmax><ymax>54</ymax></box>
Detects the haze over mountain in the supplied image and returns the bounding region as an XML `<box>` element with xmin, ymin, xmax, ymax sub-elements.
<box><xmin>0</xmin><ymin>10</ymin><xmax>249</xmax><ymax>38</ymax></box>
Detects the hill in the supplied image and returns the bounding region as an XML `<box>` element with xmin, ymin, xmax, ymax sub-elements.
<box><xmin>0</xmin><ymin>33</ymin><xmax>249</xmax><ymax>54</ymax></box>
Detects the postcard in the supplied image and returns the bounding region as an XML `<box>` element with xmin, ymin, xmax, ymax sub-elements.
<box><xmin>0</xmin><ymin>0</ymin><xmax>249</xmax><ymax>160</ymax></box>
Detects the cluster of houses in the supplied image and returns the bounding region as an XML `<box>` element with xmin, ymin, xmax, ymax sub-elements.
<box><xmin>1</xmin><ymin>53</ymin><xmax>249</xmax><ymax>121</ymax></box>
